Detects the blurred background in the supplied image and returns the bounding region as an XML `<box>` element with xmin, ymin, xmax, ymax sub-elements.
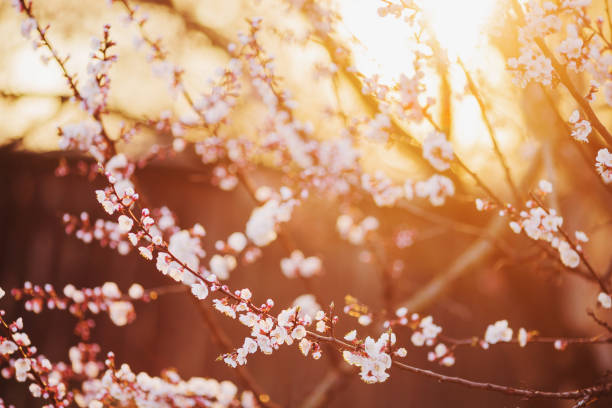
<box><xmin>1</xmin><ymin>0</ymin><xmax>612</xmax><ymax>406</ymax></box>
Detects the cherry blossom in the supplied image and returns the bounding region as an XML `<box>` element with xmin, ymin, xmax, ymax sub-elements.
<box><xmin>484</xmin><ymin>320</ymin><xmax>513</xmax><ymax>345</ymax></box>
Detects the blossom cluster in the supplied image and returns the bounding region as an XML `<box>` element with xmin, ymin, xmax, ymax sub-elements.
<box><xmin>0</xmin><ymin>288</ymin><xmax>71</xmax><ymax>406</ymax></box>
<box><xmin>4</xmin><ymin>0</ymin><xmax>612</xmax><ymax>405</ymax></box>
<box><xmin>79</xmin><ymin>353</ymin><xmax>257</xmax><ymax>408</ymax></box>
<box><xmin>507</xmin><ymin>189</ymin><xmax>585</xmax><ymax>269</ymax></box>
<box><xmin>11</xmin><ymin>281</ymin><xmax>146</xmax><ymax>335</ymax></box>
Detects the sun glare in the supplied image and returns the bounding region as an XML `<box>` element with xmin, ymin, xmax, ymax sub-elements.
<box><xmin>420</xmin><ymin>0</ymin><xmax>498</xmax><ymax>59</ymax></box>
<box><xmin>337</xmin><ymin>0</ymin><xmax>521</xmax><ymax>174</ymax></box>
<box><xmin>337</xmin><ymin>0</ymin><xmax>499</xmax><ymax>82</ymax></box>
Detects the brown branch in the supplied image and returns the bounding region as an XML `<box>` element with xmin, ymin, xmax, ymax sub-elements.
<box><xmin>307</xmin><ymin>332</ymin><xmax>612</xmax><ymax>401</ymax></box>
<box><xmin>458</xmin><ymin>59</ymin><xmax>520</xmax><ymax>203</ymax></box>
<box><xmin>390</xmin><ymin>358</ymin><xmax>612</xmax><ymax>400</ymax></box>
<box><xmin>298</xmin><ymin>363</ymin><xmax>353</xmax><ymax>408</ymax></box>
<box><xmin>0</xmin><ymin>315</ymin><xmax>58</xmax><ymax>405</ymax></box>
<box><xmin>395</xmin><ymin>147</ymin><xmax>543</xmax><ymax>312</ymax></box>
<box><xmin>512</xmin><ymin>0</ymin><xmax>612</xmax><ymax>146</ymax></box>
<box><xmin>132</xmin><ymin>0</ymin><xmax>231</xmax><ymax>49</ymax></box>
<box><xmin>396</xmin><ymin>216</ymin><xmax>504</xmax><ymax>312</ymax></box>
<box><xmin>191</xmin><ymin>298</ymin><xmax>282</xmax><ymax>408</ymax></box>
<box><xmin>606</xmin><ymin>0</ymin><xmax>612</xmax><ymax>43</ymax></box>
<box><xmin>587</xmin><ymin>309</ymin><xmax>612</xmax><ymax>334</ymax></box>
<box><xmin>19</xmin><ymin>0</ymin><xmax>116</xmax><ymax>156</ymax></box>
<box><xmin>572</xmin><ymin>394</ymin><xmax>596</xmax><ymax>408</ymax></box>
<box><xmin>539</xmin><ymin>86</ymin><xmax>612</xmax><ymax>196</ymax></box>
<box><xmin>442</xmin><ymin>333</ymin><xmax>612</xmax><ymax>347</ymax></box>
<box><xmin>529</xmin><ymin>192</ymin><xmax>608</xmax><ymax>293</ymax></box>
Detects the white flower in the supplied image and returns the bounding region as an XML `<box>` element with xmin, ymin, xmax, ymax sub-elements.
<box><xmin>508</xmin><ymin>46</ymin><xmax>554</xmax><ymax>87</ymax></box>
<box><xmin>101</xmin><ymin>282</ymin><xmax>121</xmax><ymax>299</ymax></box>
<box><xmin>518</xmin><ymin>328</ymin><xmax>528</xmax><ymax>347</ymax></box>
<box><xmin>575</xmin><ymin>231</ymin><xmax>589</xmax><ymax>242</ymax></box>
<box><xmin>336</xmin><ymin>214</ymin><xmax>353</xmax><ymax>236</ymax></box>
<box><xmin>395</xmin><ymin>307</ymin><xmax>408</xmax><ymax>318</ymax></box>
<box><xmin>172</xmin><ymin>137</ymin><xmax>186</xmax><ymax>152</ymax></box>
<box><xmin>239</xmin><ymin>312</ymin><xmax>259</xmax><ymax>327</ymax></box>
<box><xmin>169</xmin><ymin>230</ymin><xmax>204</xmax><ymax>270</ymax></box>
<box><xmin>358</xmin><ymin>315</ymin><xmax>372</xmax><ymax>326</ymax></box>
<box><xmin>13</xmin><ymin>333</ymin><xmax>30</xmax><ymax>346</ymax></box>
<box><xmin>596</xmin><ymin>148</ymin><xmax>612</xmax><ymax>183</ymax></box>
<box><xmin>292</xmin><ymin>294</ymin><xmax>321</xmax><ymax>320</ymax></box>
<box><xmin>315</xmin><ymin>320</ymin><xmax>326</xmax><ymax>333</ymax></box>
<box><xmin>128</xmin><ymin>283</ymin><xmax>144</xmax><ymax>299</ymax></box>
<box><xmin>239</xmin><ymin>288</ymin><xmax>252</xmax><ymax>301</ymax></box>
<box><xmin>291</xmin><ymin>325</ymin><xmax>306</xmax><ymax>340</ymax></box>
<box><xmin>484</xmin><ymin>320</ymin><xmax>513</xmax><ymax>344</ymax></box>
<box><xmin>117</xmin><ymin>215</ymin><xmax>133</xmax><ymax>233</ymax></box>
<box><xmin>569</xmin><ymin>110</ymin><xmax>580</xmax><ymax>124</ymax></box>
<box><xmin>554</xmin><ymin>339</ymin><xmax>566</xmax><ymax>350</ymax></box>
<box><xmin>227</xmin><ymin>232</ymin><xmax>247</xmax><ymax>252</ymax></box>
<box><xmin>14</xmin><ymin>358</ymin><xmax>31</xmax><ymax>382</ymax></box>
<box><xmin>557</xmin><ymin>25</ymin><xmax>583</xmax><ymax>62</ymax></box>
<box><xmin>429</xmin><ymin>343</ymin><xmax>448</xmax><ymax>361</ymax></box>
<box><xmin>138</xmin><ymin>246</ymin><xmax>153</xmax><ymax>260</ymax></box>
<box><xmin>411</xmin><ymin>331</ymin><xmax>426</xmax><ymax>347</ymax></box>
<box><xmin>59</xmin><ymin>121</ymin><xmax>102</xmax><ymax>153</ymax></box>
<box><xmin>280</xmin><ymin>250</ymin><xmax>322</xmax><ymax>278</ymax></box>
<box><xmin>299</xmin><ymin>338</ymin><xmax>312</xmax><ymax>356</ymax></box>
<box><xmin>191</xmin><ymin>283</ymin><xmax>209</xmax><ymax>300</ymax></box>
<box><xmin>415</xmin><ymin>175</ymin><xmax>455</xmax><ymax>207</ymax></box>
<box><xmin>559</xmin><ymin>241</ymin><xmax>580</xmax><ymax>268</ymax></box>
<box><xmin>105</xmin><ymin>153</ymin><xmax>129</xmax><ymax>179</ymax></box>
<box><xmin>342</xmin><ymin>334</ymin><xmax>392</xmax><ymax>383</ymax></box>
<box><xmin>509</xmin><ymin>221</ymin><xmax>522</xmax><ymax>234</ymax></box>
<box><xmin>0</xmin><ymin>286</ymin><xmax>4</xmax><ymax>299</ymax></box>
<box><xmin>29</xmin><ymin>383</ymin><xmax>42</xmax><ymax>397</ymax></box>
<box><xmin>569</xmin><ymin>112</ymin><xmax>591</xmax><ymax>142</ymax></box>
<box><xmin>598</xmin><ymin>292</ymin><xmax>612</xmax><ymax>309</ymax></box>
<box><xmin>20</xmin><ymin>18</ymin><xmax>36</xmax><ymax>39</ymax></box>
<box><xmin>344</xmin><ymin>330</ymin><xmax>357</xmax><ymax>341</ymax></box>
<box><xmin>0</xmin><ymin>339</ymin><xmax>18</xmax><ymax>355</ymax></box>
<box><xmin>300</xmin><ymin>256</ymin><xmax>322</xmax><ymax>277</ymax></box>
<box><xmin>423</xmin><ymin>131</ymin><xmax>453</xmax><ymax>171</ymax></box>
<box><xmin>108</xmin><ymin>301</ymin><xmax>134</xmax><ymax>326</ymax></box>
<box><xmin>210</xmin><ymin>254</ymin><xmax>236</xmax><ymax>280</ymax></box>
<box><xmin>245</xmin><ymin>199</ymin><xmax>291</xmax><ymax>246</ymax></box>
<box><xmin>363</xmin><ymin>113</ymin><xmax>390</xmax><ymax>143</ymax></box>
<box><xmin>418</xmin><ymin>316</ymin><xmax>442</xmax><ymax>341</ymax></box>
<box><xmin>538</xmin><ymin>180</ymin><xmax>553</xmax><ymax>193</ymax></box>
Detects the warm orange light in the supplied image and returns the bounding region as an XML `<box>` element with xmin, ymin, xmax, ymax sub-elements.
<box><xmin>420</xmin><ymin>0</ymin><xmax>498</xmax><ymax>59</ymax></box>
<box><xmin>337</xmin><ymin>0</ymin><xmax>498</xmax><ymax>82</ymax></box>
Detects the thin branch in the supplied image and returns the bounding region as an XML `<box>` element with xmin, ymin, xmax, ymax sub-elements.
<box><xmin>308</xmin><ymin>332</ymin><xmax>612</xmax><ymax>400</ymax></box>
<box><xmin>572</xmin><ymin>394</ymin><xmax>596</xmax><ymax>408</ymax></box>
<box><xmin>191</xmin><ymin>298</ymin><xmax>282</xmax><ymax>408</ymax></box>
<box><xmin>606</xmin><ymin>0</ymin><xmax>612</xmax><ymax>43</ymax></box>
<box><xmin>587</xmin><ymin>309</ymin><xmax>612</xmax><ymax>334</ymax></box>
<box><xmin>19</xmin><ymin>0</ymin><xmax>116</xmax><ymax>156</ymax></box>
<box><xmin>391</xmin><ymin>358</ymin><xmax>612</xmax><ymax>400</ymax></box>
<box><xmin>442</xmin><ymin>333</ymin><xmax>612</xmax><ymax>347</ymax></box>
<box><xmin>395</xmin><ymin>147</ymin><xmax>543</xmax><ymax>312</ymax></box>
<box><xmin>395</xmin><ymin>216</ymin><xmax>504</xmax><ymax>312</ymax></box>
<box><xmin>529</xmin><ymin>192</ymin><xmax>608</xmax><ymax>293</ymax></box>
<box><xmin>512</xmin><ymin>0</ymin><xmax>612</xmax><ymax>146</ymax></box>
<box><xmin>298</xmin><ymin>363</ymin><xmax>353</xmax><ymax>408</ymax></box>
<box><xmin>458</xmin><ymin>59</ymin><xmax>520</xmax><ymax>203</ymax></box>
